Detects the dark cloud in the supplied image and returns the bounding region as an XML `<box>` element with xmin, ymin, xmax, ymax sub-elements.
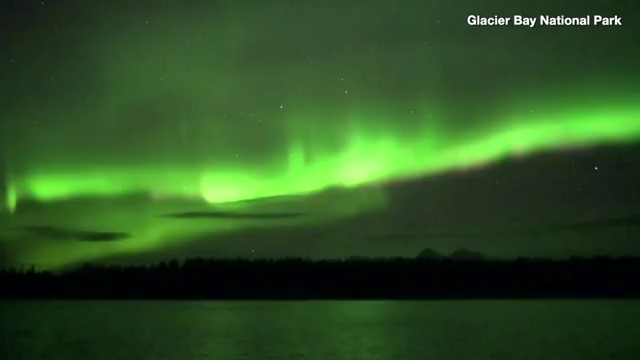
<box><xmin>21</xmin><ymin>226</ymin><xmax>130</xmax><ymax>242</ymax></box>
<box><xmin>217</xmin><ymin>194</ymin><xmax>305</xmax><ymax>206</ymax></box>
<box><xmin>366</xmin><ymin>215</ymin><xmax>640</xmax><ymax>242</ymax></box>
<box><xmin>163</xmin><ymin>211</ymin><xmax>306</xmax><ymax>220</ymax></box>
<box><xmin>528</xmin><ymin>215</ymin><xmax>640</xmax><ymax>234</ymax></box>
<box><xmin>366</xmin><ymin>232</ymin><xmax>489</xmax><ymax>242</ymax></box>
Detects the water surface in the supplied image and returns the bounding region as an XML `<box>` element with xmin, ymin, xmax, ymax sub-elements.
<box><xmin>1</xmin><ymin>300</ymin><xmax>639</xmax><ymax>359</ymax></box>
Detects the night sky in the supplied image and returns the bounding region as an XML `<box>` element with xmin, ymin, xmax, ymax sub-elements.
<box><xmin>0</xmin><ymin>0</ymin><xmax>639</xmax><ymax>269</ymax></box>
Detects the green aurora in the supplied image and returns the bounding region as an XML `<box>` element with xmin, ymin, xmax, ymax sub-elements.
<box><xmin>5</xmin><ymin>92</ymin><xmax>640</xmax><ymax>211</ymax></box>
<box><xmin>1</xmin><ymin>1</ymin><xmax>639</xmax><ymax>268</ymax></box>
<box><xmin>4</xmin><ymin>80</ymin><xmax>640</xmax><ymax>211</ymax></box>
<box><xmin>1</xmin><ymin>85</ymin><xmax>640</xmax><ymax>268</ymax></box>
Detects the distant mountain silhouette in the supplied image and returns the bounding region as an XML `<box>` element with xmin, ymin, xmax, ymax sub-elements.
<box><xmin>416</xmin><ymin>247</ymin><xmax>485</xmax><ymax>260</ymax></box>
<box><xmin>417</xmin><ymin>248</ymin><xmax>443</xmax><ymax>259</ymax></box>
<box><xmin>449</xmin><ymin>248</ymin><xmax>486</xmax><ymax>261</ymax></box>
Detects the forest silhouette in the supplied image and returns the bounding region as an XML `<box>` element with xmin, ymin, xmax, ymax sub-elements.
<box><xmin>2</xmin><ymin>252</ymin><xmax>640</xmax><ymax>299</ymax></box>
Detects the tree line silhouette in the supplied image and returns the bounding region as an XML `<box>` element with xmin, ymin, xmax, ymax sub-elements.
<box><xmin>2</xmin><ymin>255</ymin><xmax>640</xmax><ymax>299</ymax></box>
